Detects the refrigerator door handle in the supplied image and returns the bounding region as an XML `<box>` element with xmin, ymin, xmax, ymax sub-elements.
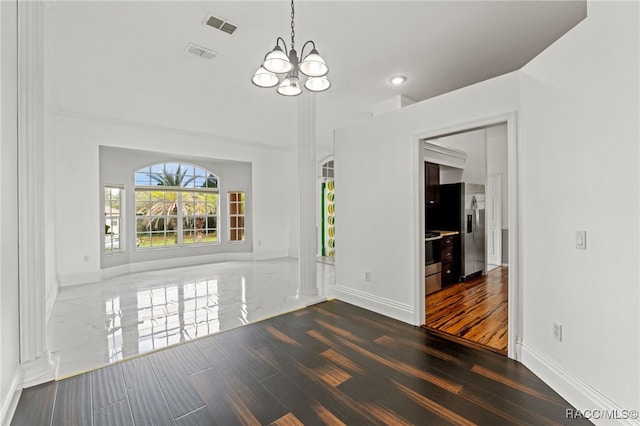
<box><xmin>471</xmin><ymin>195</ymin><xmax>478</xmax><ymax>243</ymax></box>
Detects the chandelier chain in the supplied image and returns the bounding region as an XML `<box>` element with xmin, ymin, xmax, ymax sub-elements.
<box><xmin>290</xmin><ymin>0</ymin><xmax>295</xmax><ymax>50</ymax></box>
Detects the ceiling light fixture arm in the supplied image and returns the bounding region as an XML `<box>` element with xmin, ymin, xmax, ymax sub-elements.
<box><xmin>275</xmin><ymin>36</ymin><xmax>289</xmax><ymax>55</ymax></box>
<box><xmin>300</xmin><ymin>40</ymin><xmax>316</xmax><ymax>59</ymax></box>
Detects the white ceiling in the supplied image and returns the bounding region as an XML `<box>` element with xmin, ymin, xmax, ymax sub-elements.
<box><xmin>45</xmin><ymin>1</ymin><xmax>586</xmax><ymax>150</ymax></box>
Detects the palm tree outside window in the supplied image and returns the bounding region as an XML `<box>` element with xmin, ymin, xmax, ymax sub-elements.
<box><xmin>134</xmin><ymin>162</ymin><xmax>219</xmax><ymax>248</ymax></box>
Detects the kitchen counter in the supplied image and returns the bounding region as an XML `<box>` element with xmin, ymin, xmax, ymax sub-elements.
<box><xmin>428</xmin><ymin>230</ymin><xmax>460</xmax><ymax>237</ymax></box>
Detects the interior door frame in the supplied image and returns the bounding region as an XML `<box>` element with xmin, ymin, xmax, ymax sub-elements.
<box><xmin>413</xmin><ymin>111</ymin><xmax>520</xmax><ymax>360</ymax></box>
<box><xmin>486</xmin><ymin>172</ymin><xmax>503</xmax><ymax>270</ymax></box>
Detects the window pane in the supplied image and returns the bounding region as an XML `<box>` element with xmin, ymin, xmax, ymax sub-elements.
<box><xmin>164</xmin><ymin>163</ymin><xmax>179</xmax><ymax>175</ymax></box>
<box><xmin>105</xmin><ymin>186</ymin><xmax>123</xmax><ymax>254</ymax></box>
<box><xmin>135</xmin><ymin>164</ymin><xmax>220</xmax><ymax>249</ymax></box>
<box><xmin>228</xmin><ymin>191</ymin><xmax>245</xmax><ymax>242</ymax></box>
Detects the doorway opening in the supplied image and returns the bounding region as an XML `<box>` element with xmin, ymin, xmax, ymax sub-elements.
<box><xmin>318</xmin><ymin>157</ymin><xmax>335</xmax><ymax>263</ymax></box>
<box><xmin>421</xmin><ymin>121</ymin><xmax>512</xmax><ymax>356</ymax></box>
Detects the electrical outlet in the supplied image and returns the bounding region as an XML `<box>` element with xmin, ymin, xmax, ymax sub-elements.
<box><xmin>553</xmin><ymin>322</ymin><xmax>562</xmax><ymax>342</ymax></box>
<box><xmin>364</xmin><ymin>271</ymin><xmax>371</xmax><ymax>281</ymax></box>
<box><xmin>576</xmin><ymin>230</ymin><xmax>587</xmax><ymax>250</ymax></box>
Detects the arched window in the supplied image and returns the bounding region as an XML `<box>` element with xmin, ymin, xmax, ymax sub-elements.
<box><xmin>134</xmin><ymin>162</ymin><xmax>219</xmax><ymax>248</ymax></box>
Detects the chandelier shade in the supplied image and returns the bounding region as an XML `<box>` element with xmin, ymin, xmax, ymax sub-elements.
<box><xmin>252</xmin><ymin>0</ymin><xmax>330</xmax><ymax>96</ymax></box>
<box><xmin>277</xmin><ymin>75</ymin><xmax>302</xmax><ymax>96</ymax></box>
<box><xmin>263</xmin><ymin>46</ymin><xmax>292</xmax><ymax>74</ymax></box>
<box><xmin>251</xmin><ymin>66</ymin><xmax>279</xmax><ymax>88</ymax></box>
<box><xmin>299</xmin><ymin>49</ymin><xmax>328</xmax><ymax>77</ymax></box>
<box><xmin>304</xmin><ymin>76</ymin><xmax>331</xmax><ymax>92</ymax></box>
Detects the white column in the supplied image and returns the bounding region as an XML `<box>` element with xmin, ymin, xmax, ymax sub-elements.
<box><xmin>18</xmin><ymin>0</ymin><xmax>56</xmax><ymax>387</ymax></box>
<box><xmin>297</xmin><ymin>91</ymin><xmax>318</xmax><ymax>296</ymax></box>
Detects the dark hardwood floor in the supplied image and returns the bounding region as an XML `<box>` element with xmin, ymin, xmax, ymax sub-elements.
<box><xmin>12</xmin><ymin>299</ymin><xmax>588</xmax><ymax>425</ymax></box>
<box><xmin>425</xmin><ymin>267</ymin><xmax>509</xmax><ymax>354</ymax></box>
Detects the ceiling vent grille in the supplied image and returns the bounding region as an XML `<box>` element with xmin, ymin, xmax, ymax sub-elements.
<box><xmin>203</xmin><ymin>13</ymin><xmax>238</xmax><ymax>35</ymax></box>
<box><xmin>185</xmin><ymin>43</ymin><xmax>218</xmax><ymax>60</ymax></box>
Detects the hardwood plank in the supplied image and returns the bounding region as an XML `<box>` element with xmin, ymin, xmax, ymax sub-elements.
<box><xmin>147</xmin><ymin>348</ymin><xmax>206</xmax><ymax>419</ymax></box>
<box><xmin>471</xmin><ymin>364</ymin><xmax>566</xmax><ymax>406</ymax></box>
<box><xmin>219</xmin><ymin>368</ymin><xmax>290</xmax><ymax>425</ymax></box>
<box><xmin>11</xmin><ymin>381</ymin><xmax>57</xmax><ymax>426</ymax></box>
<box><xmin>330</xmin><ymin>332</ymin><xmax>464</xmax><ymax>394</ymax></box>
<box><xmin>91</xmin><ymin>364</ymin><xmax>127</xmax><ymax>409</ymax></box>
<box><xmin>260</xmin><ymin>373</ymin><xmax>346</xmax><ymax>426</ymax></box>
<box><xmin>426</xmin><ymin>266</ymin><xmax>509</xmax><ymax>353</ymax></box>
<box><xmin>192</xmin><ymin>336</ymin><xmax>289</xmax><ymax>425</ymax></box>
<box><xmin>169</xmin><ymin>340</ymin><xmax>212</xmax><ymax>375</ymax></box>
<box><xmin>174</xmin><ymin>407</ymin><xmax>215</xmax><ymax>426</ymax></box>
<box><xmin>52</xmin><ymin>374</ymin><xmax>92</xmax><ymax>426</ymax></box>
<box><xmin>252</xmin><ymin>333</ymin><xmax>373</xmax><ymax>425</ymax></box>
<box><xmin>120</xmin><ymin>356</ymin><xmax>176</xmax><ymax>426</ymax></box>
<box><xmin>93</xmin><ymin>399</ymin><xmax>134</xmax><ymax>426</ymax></box>
<box><xmin>269</xmin><ymin>412</ymin><xmax>304</xmax><ymax>426</ymax></box>
<box><xmin>390</xmin><ymin>379</ymin><xmax>477</xmax><ymax>426</ymax></box>
<box><xmin>189</xmin><ymin>367</ymin><xmax>251</xmax><ymax>426</ymax></box>
<box><xmin>213</xmin><ymin>329</ymin><xmax>279</xmax><ymax>381</ymax></box>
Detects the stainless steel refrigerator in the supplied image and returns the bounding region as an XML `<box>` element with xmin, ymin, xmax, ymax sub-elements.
<box><xmin>428</xmin><ymin>182</ymin><xmax>486</xmax><ymax>281</ymax></box>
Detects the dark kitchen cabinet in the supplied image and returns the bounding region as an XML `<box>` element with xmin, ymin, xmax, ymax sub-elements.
<box><xmin>441</xmin><ymin>234</ymin><xmax>459</xmax><ymax>286</ymax></box>
<box><xmin>425</xmin><ymin>162</ymin><xmax>440</xmax><ymax>205</ymax></box>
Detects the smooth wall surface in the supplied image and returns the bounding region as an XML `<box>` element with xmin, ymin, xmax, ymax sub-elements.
<box><xmin>437</xmin><ymin>128</ymin><xmax>487</xmax><ymax>185</ymax></box>
<box><xmin>54</xmin><ymin>114</ymin><xmax>296</xmax><ymax>284</ymax></box>
<box><xmin>0</xmin><ymin>0</ymin><xmax>22</xmax><ymax>422</ymax></box>
<box><xmin>334</xmin><ymin>72</ymin><xmax>520</xmax><ymax>323</ymax></box>
<box><xmin>486</xmin><ymin>125</ymin><xmax>508</xmax><ymax>227</ymax></box>
<box><xmin>519</xmin><ymin>1</ymin><xmax>639</xmax><ymax>413</ymax></box>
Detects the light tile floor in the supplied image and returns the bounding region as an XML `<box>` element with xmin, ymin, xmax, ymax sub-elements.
<box><xmin>48</xmin><ymin>257</ymin><xmax>335</xmax><ymax>378</ymax></box>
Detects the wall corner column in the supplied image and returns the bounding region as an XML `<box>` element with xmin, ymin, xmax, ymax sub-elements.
<box><xmin>297</xmin><ymin>91</ymin><xmax>318</xmax><ymax>296</ymax></box>
<box><xmin>17</xmin><ymin>0</ymin><xmax>57</xmax><ymax>387</ymax></box>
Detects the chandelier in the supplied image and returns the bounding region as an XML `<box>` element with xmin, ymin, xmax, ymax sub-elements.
<box><xmin>251</xmin><ymin>0</ymin><xmax>330</xmax><ymax>96</ymax></box>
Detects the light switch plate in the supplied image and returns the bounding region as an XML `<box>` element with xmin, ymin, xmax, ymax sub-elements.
<box><xmin>576</xmin><ymin>230</ymin><xmax>587</xmax><ymax>250</ymax></box>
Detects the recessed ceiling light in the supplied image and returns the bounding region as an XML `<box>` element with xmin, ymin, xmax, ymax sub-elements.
<box><xmin>390</xmin><ymin>75</ymin><xmax>407</xmax><ymax>85</ymax></box>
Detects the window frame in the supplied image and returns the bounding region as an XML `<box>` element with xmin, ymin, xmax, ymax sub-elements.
<box><xmin>228</xmin><ymin>191</ymin><xmax>246</xmax><ymax>243</ymax></box>
<box><xmin>134</xmin><ymin>162</ymin><xmax>220</xmax><ymax>250</ymax></box>
<box><xmin>104</xmin><ymin>185</ymin><xmax>124</xmax><ymax>255</ymax></box>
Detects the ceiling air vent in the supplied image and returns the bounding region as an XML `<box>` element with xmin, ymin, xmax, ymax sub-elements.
<box><xmin>203</xmin><ymin>13</ymin><xmax>238</xmax><ymax>35</ymax></box>
<box><xmin>185</xmin><ymin>43</ymin><xmax>218</xmax><ymax>60</ymax></box>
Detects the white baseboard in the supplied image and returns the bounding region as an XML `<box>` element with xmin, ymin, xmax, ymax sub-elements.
<box><xmin>521</xmin><ymin>342</ymin><xmax>639</xmax><ymax>426</ymax></box>
<box><xmin>333</xmin><ymin>285</ymin><xmax>414</xmax><ymax>324</ymax></box>
<box><xmin>251</xmin><ymin>249</ymin><xmax>290</xmax><ymax>261</ymax></box>
<box><xmin>0</xmin><ymin>365</ymin><xmax>22</xmax><ymax>426</ymax></box>
<box><xmin>57</xmin><ymin>270</ymin><xmax>102</xmax><ymax>287</ymax></box>
<box><xmin>128</xmin><ymin>253</ymin><xmax>252</xmax><ymax>274</ymax></box>
<box><xmin>62</xmin><ymin>251</ymin><xmax>292</xmax><ymax>286</ymax></box>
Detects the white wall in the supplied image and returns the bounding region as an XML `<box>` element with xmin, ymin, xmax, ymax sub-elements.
<box><xmin>54</xmin><ymin>114</ymin><xmax>296</xmax><ymax>285</ymax></box>
<box><xmin>437</xmin><ymin>128</ymin><xmax>487</xmax><ymax>185</ymax></box>
<box><xmin>0</xmin><ymin>1</ymin><xmax>22</xmax><ymax>423</ymax></box>
<box><xmin>519</xmin><ymin>1</ymin><xmax>639</xmax><ymax>416</ymax></box>
<box><xmin>486</xmin><ymin>124</ymin><xmax>508</xmax><ymax>226</ymax></box>
<box><xmin>334</xmin><ymin>72</ymin><xmax>520</xmax><ymax>323</ymax></box>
